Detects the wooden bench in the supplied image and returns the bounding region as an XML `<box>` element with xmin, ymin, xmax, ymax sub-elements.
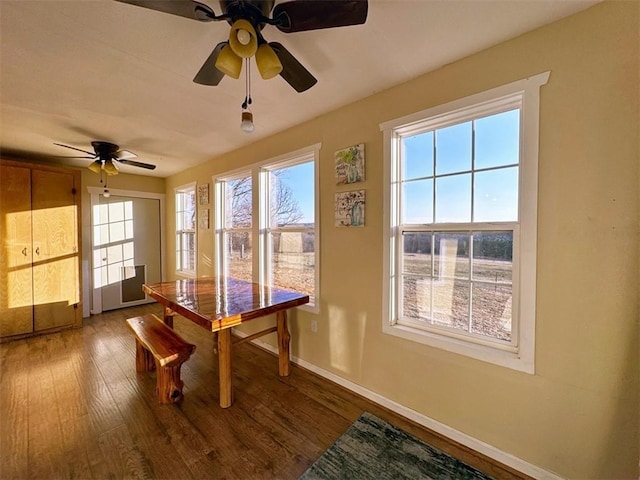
<box><xmin>126</xmin><ymin>314</ymin><xmax>196</xmax><ymax>404</ymax></box>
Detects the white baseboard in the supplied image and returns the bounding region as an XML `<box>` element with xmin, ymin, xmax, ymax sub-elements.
<box><xmin>233</xmin><ymin>329</ymin><xmax>564</xmax><ymax>480</ymax></box>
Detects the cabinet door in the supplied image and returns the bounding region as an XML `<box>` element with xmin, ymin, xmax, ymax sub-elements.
<box><xmin>0</xmin><ymin>165</ymin><xmax>34</xmax><ymax>336</ymax></box>
<box><xmin>31</xmin><ymin>169</ymin><xmax>80</xmax><ymax>331</ymax></box>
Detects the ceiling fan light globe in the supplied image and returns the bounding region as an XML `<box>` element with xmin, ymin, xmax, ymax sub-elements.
<box><xmin>104</xmin><ymin>159</ymin><xmax>119</xmax><ymax>176</ymax></box>
<box><xmin>229</xmin><ymin>19</ymin><xmax>257</xmax><ymax>58</ymax></box>
<box><xmin>240</xmin><ymin>111</ymin><xmax>254</xmax><ymax>133</ymax></box>
<box><xmin>256</xmin><ymin>44</ymin><xmax>283</xmax><ymax>80</ymax></box>
<box><xmin>215</xmin><ymin>44</ymin><xmax>243</xmax><ymax>79</ymax></box>
<box><xmin>88</xmin><ymin>161</ymin><xmax>102</xmax><ymax>174</ymax></box>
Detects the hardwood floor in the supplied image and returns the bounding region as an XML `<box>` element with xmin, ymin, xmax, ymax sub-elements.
<box><xmin>0</xmin><ymin>304</ymin><xmax>531</xmax><ymax>479</ymax></box>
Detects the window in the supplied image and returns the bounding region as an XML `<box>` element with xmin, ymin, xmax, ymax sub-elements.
<box><xmin>380</xmin><ymin>72</ymin><xmax>549</xmax><ymax>373</ymax></box>
<box><xmin>92</xmin><ymin>200</ymin><xmax>135</xmax><ymax>288</ymax></box>
<box><xmin>217</xmin><ymin>173</ymin><xmax>253</xmax><ymax>282</ymax></box>
<box><xmin>214</xmin><ymin>144</ymin><xmax>320</xmax><ymax>311</ymax></box>
<box><xmin>175</xmin><ymin>183</ymin><xmax>196</xmax><ymax>276</ymax></box>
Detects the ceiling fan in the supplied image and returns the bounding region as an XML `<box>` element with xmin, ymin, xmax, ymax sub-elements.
<box><xmin>54</xmin><ymin>141</ymin><xmax>156</xmax><ymax>175</ymax></box>
<box><xmin>115</xmin><ymin>0</ymin><xmax>368</xmax><ymax>92</ymax></box>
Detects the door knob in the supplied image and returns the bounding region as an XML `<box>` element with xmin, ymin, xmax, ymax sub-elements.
<box><xmin>35</xmin><ymin>246</ymin><xmax>40</xmax><ymax>255</ymax></box>
<box><xmin>22</xmin><ymin>247</ymin><xmax>27</xmax><ymax>256</ymax></box>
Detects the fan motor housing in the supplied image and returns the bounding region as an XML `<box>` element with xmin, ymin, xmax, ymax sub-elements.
<box><xmin>91</xmin><ymin>141</ymin><xmax>119</xmax><ymax>158</ymax></box>
<box><xmin>220</xmin><ymin>0</ymin><xmax>275</xmax><ymax>28</ymax></box>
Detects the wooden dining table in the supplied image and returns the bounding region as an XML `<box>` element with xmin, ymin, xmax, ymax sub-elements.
<box><xmin>142</xmin><ymin>277</ymin><xmax>309</xmax><ymax>408</ymax></box>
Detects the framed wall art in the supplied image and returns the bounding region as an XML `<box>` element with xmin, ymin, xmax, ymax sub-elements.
<box><xmin>335</xmin><ymin>190</ymin><xmax>365</xmax><ymax>227</ymax></box>
<box><xmin>198</xmin><ymin>183</ymin><xmax>209</xmax><ymax>205</ymax></box>
<box><xmin>335</xmin><ymin>143</ymin><xmax>365</xmax><ymax>185</ymax></box>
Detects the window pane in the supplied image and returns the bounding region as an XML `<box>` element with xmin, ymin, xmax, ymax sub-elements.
<box><xmin>402</xmin><ymin>232</ymin><xmax>432</xmax><ymax>275</ymax></box>
<box><xmin>123</xmin><ymin>241</ymin><xmax>134</xmax><ymax>262</ymax></box>
<box><xmin>269</xmin><ymin>162</ymin><xmax>314</xmax><ymax>228</ymax></box>
<box><xmin>435</xmin><ymin>174</ymin><xmax>471</xmax><ymax>223</ymax></box>
<box><xmin>107</xmin><ymin>244</ymin><xmax>123</xmax><ymax>264</ymax></box>
<box><xmin>270</xmin><ymin>231</ymin><xmax>315</xmax><ymax>301</ymax></box>
<box><xmin>474</xmin><ymin>167</ymin><xmax>518</xmax><ymax>222</ymax></box>
<box><xmin>109</xmin><ymin>202</ymin><xmax>125</xmax><ymax>223</ymax></box>
<box><xmin>471</xmin><ymin>283</ymin><xmax>512</xmax><ymax>341</ymax></box>
<box><xmin>435</xmin><ymin>121</ymin><xmax>472</xmax><ymax>175</ymax></box>
<box><xmin>402</xmin><ymin>275</ymin><xmax>431</xmax><ymax>321</ymax></box>
<box><xmin>95</xmin><ymin>204</ymin><xmax>109</xmax><ymax>225</ymax></box>
<box><xmin>227</xmin><ymin>177</ymin><xmax>252</xmax><ymax>228</ymax></box>
<box><xmin>226</xmin><ymin>231</ymin><xmax>252</xmax><ymax>282</ymax></box>
<box><xmin>472</xmin><ymin>232</ymin><xmax>513</xmax><ymax>283</ymax></box>
<box><xmin>475</xmin><ymin>109</ymin><xmax>520</xmax><ymax>170</ymax></box>
<box><xmin>184</xmin><ymin>208</ymin><xmax>196</xmax><ymax>230</ymax></box>
<box><xmin>109</xmin><ymin>221</ymin><xmax>125</xmax><ymax>243</ymax></box>
<box><xmin>402</xmin><ymin>132</ymin><xmax>433</xmax><ymax>179</ymax></box>
<box><xmin>124</xmin><ymin>219</ymin><xmax>134</xmax><ymax>239</ymax></box>
<box><xmin>432</xmin><ymin>279</ymin><xmax>470</xmax><ymax>331</ymax></box>
<box><xmin>402</xmin><ymin>179</ymin><xmax>433</xmax><ymax>224</ymax></box>
<box><xmin>124</xmin><ymin>201</ymin><xmax>133</xmax><ymax>220</ymax></box>
<box><xmin>434</xmin><ymin>233</ymin><xmax>469</xmax><ymax>279</ymax></box>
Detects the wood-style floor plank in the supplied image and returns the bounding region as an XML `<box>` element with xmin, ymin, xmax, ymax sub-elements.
<box><xmin>0</xmin><ymin>304</ymin><xmax>531</xmax><ymax>480</ymax></box>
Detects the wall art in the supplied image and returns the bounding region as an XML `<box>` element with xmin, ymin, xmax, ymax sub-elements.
<box><xmin>335</xmin><ymin>190</ymin><xmax>365</xmax><ymax>227</ymax></box>
<box><xmin>335</xmin><ymin>143</ymin><xmax>365</xmax><ymax>185</ymax></box>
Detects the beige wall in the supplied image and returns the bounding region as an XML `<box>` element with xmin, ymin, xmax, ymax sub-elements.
<box><xmin>165</xmin><ymin>2</ymin><xmax>639</xmax><ymax>478</ymax></box>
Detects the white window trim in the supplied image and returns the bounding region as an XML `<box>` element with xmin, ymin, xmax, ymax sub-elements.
<box><xmin>213</xmin><ymin>143</ymin><xmax>321</xmax><ymax>313</ymax></box>
<box><xmin>380</xmin><ymin>72</ymin><xmax>550</xmax><ymax>374</ymax></box>
<box><xmin>175</xmin><ymin>182</ymin><xmax>197</xmax><ymax>277</ymax></box>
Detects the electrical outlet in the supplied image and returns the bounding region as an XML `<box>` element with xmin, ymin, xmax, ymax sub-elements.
<box><xmin>311</xmin><ymin>319</ymin><xmax>318</xmax><ymax>333</ymax></box>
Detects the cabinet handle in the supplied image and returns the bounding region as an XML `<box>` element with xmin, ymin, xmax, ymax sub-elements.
<box><xmin>22</xmin><ymin>247</ymin><xmax>27</xmax><ymax>256</ymax></box>
<box><xmin>35</xmin><ymin>247</ymin><xmax>40</xmax><ymax>255</ymax></box>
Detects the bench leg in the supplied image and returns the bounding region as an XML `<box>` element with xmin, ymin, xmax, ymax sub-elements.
<box><xmin>135</xmin><ymin>339</ymin><xmax>155</xmax><ymax>373</ymax></box>
<box><xmin>155</xmin><ymin>362</ymin><xmax>185</xmax><ymax>404</ymax></box>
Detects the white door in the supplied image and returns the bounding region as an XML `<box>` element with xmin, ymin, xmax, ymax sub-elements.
<box><xmin>92</xmin><ymin>195</ymin><xmax>161</xmax><ymax>312</ymax></box>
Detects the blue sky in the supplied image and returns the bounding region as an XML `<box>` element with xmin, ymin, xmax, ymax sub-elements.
<box><xmin>402</xmin><ymin>109</ymin><xmax>520</xmax><ymax>224</ymax></box>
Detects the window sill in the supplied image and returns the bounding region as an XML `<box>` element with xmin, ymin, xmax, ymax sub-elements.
<box><xmin>383</xmin><ymin>322</ymin><xmax>534</xmax><ymax>374</ymax></box>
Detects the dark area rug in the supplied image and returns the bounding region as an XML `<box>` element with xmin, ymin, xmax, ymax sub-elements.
<box><xmin>299</xmin><ymin>412</ymin><xmax>495</xmax><ymax>480</ymax></box>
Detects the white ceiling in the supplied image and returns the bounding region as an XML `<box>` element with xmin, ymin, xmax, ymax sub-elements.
<box><xmin>0</xmin><ymin>0</ymin><xmax>598</xmax><ymax>178</ymax></box>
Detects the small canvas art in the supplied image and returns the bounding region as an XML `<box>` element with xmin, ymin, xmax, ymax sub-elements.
<box><xmin>199</xmin><ymin>208</ymin><xmax>210</xmax><ymax>229</ymax></box>
<box><xmin>335</xmin><ymin>143</ymin><xmax>365</xmax><ymax>185</ymax></box>
<box><xmin>335</xmin><ymin>190</ymin><xmax>365</xmax><ymax>227</ymax></box>
<box><xmin>198</xmin><ymin>183</ymin><xmax>209</xmax><ymax>205</ymax></box>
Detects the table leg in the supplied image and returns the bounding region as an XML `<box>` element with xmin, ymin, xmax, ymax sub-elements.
<box><xmin>277</xmin><ymin>311</ymin><xmax>291</xmax><ymax>377</ymax></box>
<box><xmin>218</xmin><ymin>329</ymin><xmax>233</xmax><ymax>408</ymax></box>
<box><xmin>163</xmin><ymin>307</ymin><xmax>174</xmax><ymax>328</ymax></box>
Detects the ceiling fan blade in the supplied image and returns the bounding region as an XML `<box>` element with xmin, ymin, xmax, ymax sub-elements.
<box><xmin>56</xmin><ymin>155</ymin><xmax>96</xmax><ymax>159</ymax></box>
<box><xmin>273</xmin><ymin>0</ymin><xmax>368</xmax><ymax>33</ymax></box>
<box><xmin>269</xmin><ymin>42</ymin><xmax>317</xmax><ymax>92</ymax></box>
<box><xmin>114</xmin><ymin>0</ymin><xmax>217</xmax><ymax>22</ymax></box>
<box><xmin>116</xmin><ymin>159</ymin><xmax>157</xmax><ymax>170</ymax></box>
<box><xmin>193</xmin><ymin>42</ymin><xmax>227</xmax><ymax>86</ymax></box>
<box><xmin>116</xmin><ymin>150</ymin><xmax>137</xmax><ymax>160</ymax></box>
<box><xmin>54</xmin><ymin>142</ymin><xmax>96</xmax><ymax>156</ymax></box>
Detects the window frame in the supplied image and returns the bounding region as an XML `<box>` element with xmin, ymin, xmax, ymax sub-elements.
<box><xmin>213</xmin><ymin>144</ymin><xmax>321</xmax><ymax>313</ymax></box>
<box><xmin>380</xmin><ymin>72</ymin><xmax>550</xmax><ymax>373</ymax></box>
<box><xmin>213</xmin><ymin>170</ymin><xmax>253</xmax><ymax>282</ymax></box>
<box><xmin>175</xmin><ymin>182</ymin><xmax>197</xmax><ymax>277</ymax></box>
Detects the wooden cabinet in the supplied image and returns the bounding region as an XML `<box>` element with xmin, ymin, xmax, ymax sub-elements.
<box><xmin>0</xmin><ymin>159</ymin><xmax>82</xmax><ymax>338</ymax></box>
